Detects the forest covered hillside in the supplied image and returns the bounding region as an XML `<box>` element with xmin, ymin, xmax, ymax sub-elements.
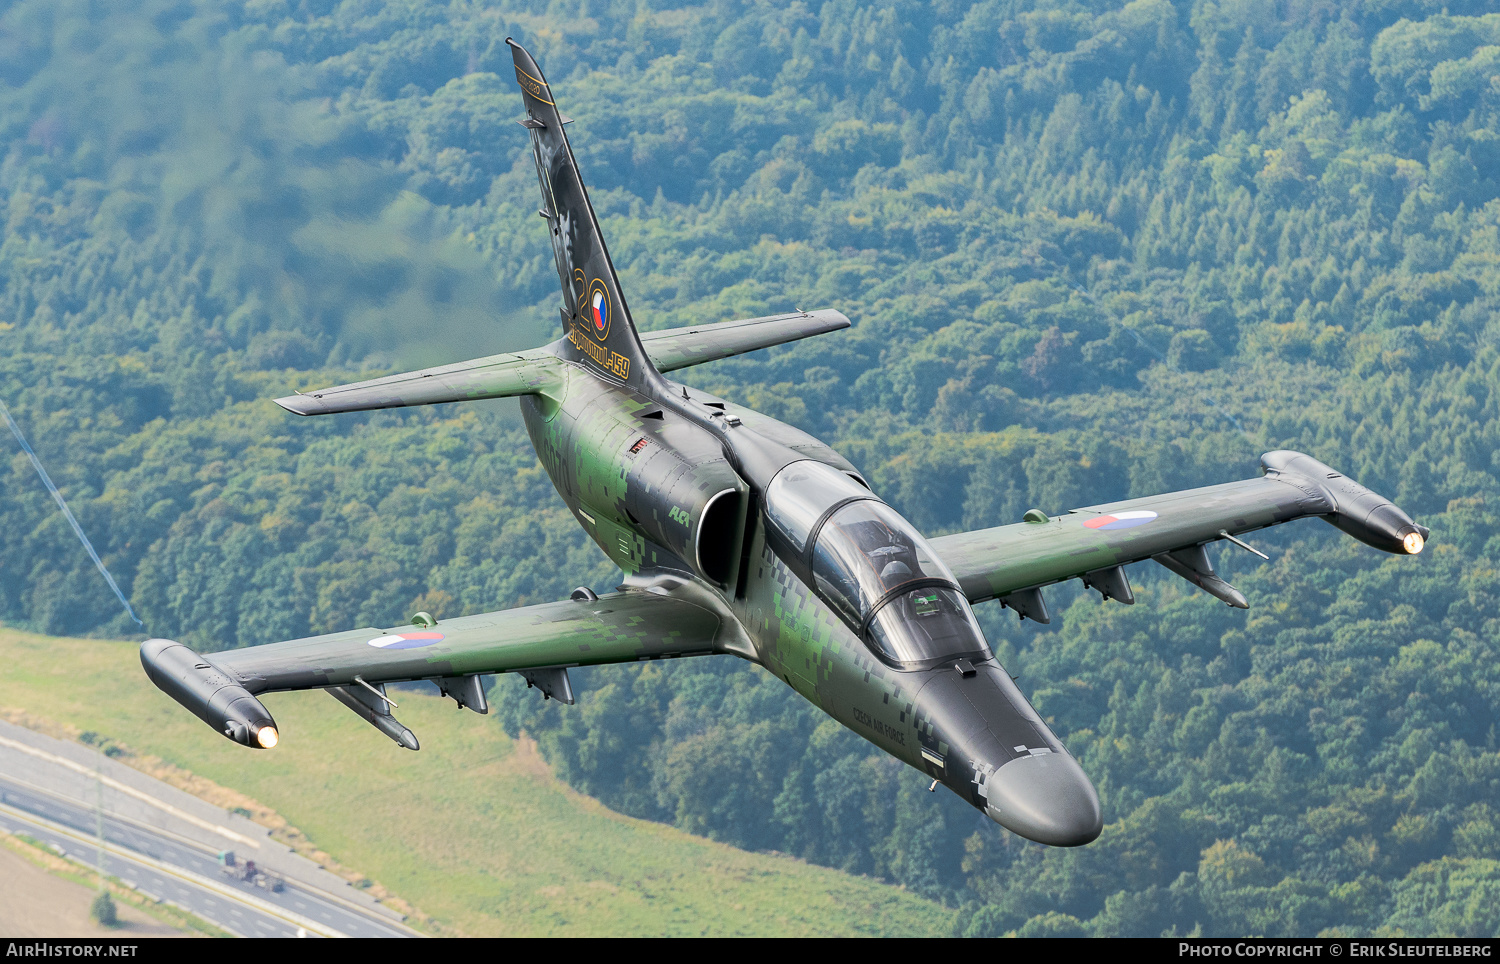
<box><xmin>2</xmin><ymin>0</ymin><xmax>1498</xmax><ymax>937</ymax></box>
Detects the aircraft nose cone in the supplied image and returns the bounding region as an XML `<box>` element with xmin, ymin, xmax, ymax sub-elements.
<box><xmin>984</xmin><ymin>752</ymin><xmax>1103</xmax><ymax>846</ymax></box>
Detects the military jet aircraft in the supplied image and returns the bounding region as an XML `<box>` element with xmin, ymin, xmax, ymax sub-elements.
<box><xmin>142</xmin><ymin>40</ymin><xmax>1429</xmax><ymax>847</ymax></box>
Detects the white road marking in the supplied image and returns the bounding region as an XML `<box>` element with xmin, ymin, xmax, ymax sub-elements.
<box><xmin>0</xmin><ymin>802</ymin><xmax>346</xmax><ymax>937</ymax></box>
<box><xmin>0</xmin><ymin>736</ymin><xmax>258</xmax><ymax>847</ymax></box>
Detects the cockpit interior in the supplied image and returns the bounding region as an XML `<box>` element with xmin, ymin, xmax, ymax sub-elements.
<box><xmin>765</xmin><ymin>461</ymin><xmax>993</xmax><ymax>669</ymax></box>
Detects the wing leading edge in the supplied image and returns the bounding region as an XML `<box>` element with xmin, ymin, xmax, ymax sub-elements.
<box><xmin>142</xmin><ymin>586</ymin><xmax>730</xmax><ymax>750</ymax></box>
<box><xmin>930</xmin><ymin>450</ymin><xmax>1427</xmax><ymax>622</ymax></box>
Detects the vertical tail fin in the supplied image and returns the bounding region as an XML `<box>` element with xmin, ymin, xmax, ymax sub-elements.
<box><xmin>508</xmin><ymin>39</ymin><xmax>658</xmax><ymax>390</ymax></box>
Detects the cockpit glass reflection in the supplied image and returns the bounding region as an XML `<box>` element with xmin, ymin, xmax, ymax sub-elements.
<box><xmin>764</xmin><ymin>461</ymin><xmax>994</xmax><ymax>668</ymax></box>
<box><xmin>810</xmin><ymin>501</ymin><xmax>947</xmax><ymax>623</ymax></box>
<box><xmin>866</xmin><ymin>587</ymin><xmax>990</xmax><ymax>664</ymax></box>
<box><xmin>764</xmin><ymin>461</ymin><xmax>871</xmax><ymax>553</ymax></box>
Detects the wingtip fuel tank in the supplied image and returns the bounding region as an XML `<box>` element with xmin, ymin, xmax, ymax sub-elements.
<box><xmin>1260</xmin><ymin>451</ymin><xmax>1429</xmax><ymax>555</ymax></box>
<box><xmin>140</xmin><ymin>639</ymin><xmax>279</xmax><ymax>749</ymax></box>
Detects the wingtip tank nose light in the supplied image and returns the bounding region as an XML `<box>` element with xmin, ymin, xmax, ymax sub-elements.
<box><xmin>140</xmin><ymin>638</ymin><xmax>279</xmax><ymax>749</ymax></box>
<box><xmin>1403</xmin><ymin>531</ymin><xmax>1424</xmax><ymax>554</ymax></box>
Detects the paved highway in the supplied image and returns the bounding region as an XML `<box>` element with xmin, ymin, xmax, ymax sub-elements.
<box><xmin>0</xmin><ymin>773</ymin><xmax>414</xmax><ymax>938</ymax></box>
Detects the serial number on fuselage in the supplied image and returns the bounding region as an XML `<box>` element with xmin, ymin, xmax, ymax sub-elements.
<box><xmin>852</xmin><ymin>707</ymin><xmax>906</xmax><ymax>746</ymax></box>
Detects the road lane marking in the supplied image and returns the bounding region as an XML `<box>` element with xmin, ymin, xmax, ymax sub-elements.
<box><xmin>0</xmin><ymin>768</ymin><xmax>421</xmax><ymax>936</ymax></box>
<box><xmin>0</xmin><ymin>801</ymin><xmax>346</xmax><ymax>937</ymax></box>
<box><xmin>0</xmin><ymin>734</ymin><xmax>259</xmax><ymax>847</ymax></box>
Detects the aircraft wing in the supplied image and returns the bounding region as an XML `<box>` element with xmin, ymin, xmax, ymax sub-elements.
<box><xmin>640</xmin><ymin>309</ymin><xmax>850</xmax><ymax>373</ymax></box>
<box><xmin>928</xmin><ymin>450</ymin><xmax>1428</xmax><ymax>621</ymax></box>
<box><xmin>142</xmin><ymin>587</ymin><xmax>729</xmax><ymax>749</ymax></box>
<box><xmin>274</xmin><ymin>348</ymin><xmax>563</xmax><ymax>416</ymax></box>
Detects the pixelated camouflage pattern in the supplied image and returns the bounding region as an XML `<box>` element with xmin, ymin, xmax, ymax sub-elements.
<box><xmin>210</xmin><ymin>590</ymin><xmax>724</xmax><ymax>694</ymax></box>
<box><xmin>509</xmin><ymin>40</ymin><xmax>654</xmax><ymax>389</ymax></box>
<box><xmin>931</xmin><ymin>476</ymin><xmax>1332</xmax><ymax>604</ymax></box>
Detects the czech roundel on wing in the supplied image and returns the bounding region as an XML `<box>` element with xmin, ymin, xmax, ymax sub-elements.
<box><xmin>367</xmin><ymin>632</ymin><xmax>444</xmax><ymax>650</ymax></box>
<box><xmin>1083</xmin><ymin>510</ymin><xmax>1158</xmax><ymax>531</ymax></box>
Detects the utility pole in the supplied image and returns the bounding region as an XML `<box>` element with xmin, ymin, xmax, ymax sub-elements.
<box><xmin>94</xmin><ymin>751</ymin><xmax>105</xmax><ymax>888</ymax></box>
<box><xmin>89</xmin><ymin>749</ymin><xmax>116</xmax><ymax>927</ymax></box>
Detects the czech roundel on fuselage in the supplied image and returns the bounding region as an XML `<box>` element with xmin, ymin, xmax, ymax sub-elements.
<box><xmin>589</xmin><ymin>280</ymin><xmax>610</xmax><ymax>339</ymax></box>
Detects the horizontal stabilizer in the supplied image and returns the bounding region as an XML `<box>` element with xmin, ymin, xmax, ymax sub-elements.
<box><xmin>271</xmin><ymin>309</ymin><xmax>849</xmax><ymax>417</ymax></box>
<box><xmin>640</xmin><ymin>309</ymin><xmax>850</xmax><ymax>373</ymax></box>
<box><xmin>276</xmin><ymin>349</ymin><xmax>562</xmax><ymax>416</ymax></box>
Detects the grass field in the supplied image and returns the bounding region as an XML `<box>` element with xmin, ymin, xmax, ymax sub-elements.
<box><xmin>0</xmin><ymin>626</ymin><xmax>953</xmax><ymax>937</ymax></box>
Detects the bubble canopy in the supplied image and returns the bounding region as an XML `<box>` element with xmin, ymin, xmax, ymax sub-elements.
<box><xmin>764</xmin><ymin>461</ymin><xmax>992</xmax><ymax>668</ymax></box>
<box><xmin>763</xmin><ymin>460</ymin><xmax>870</xmax><ymax>553</ymax></box>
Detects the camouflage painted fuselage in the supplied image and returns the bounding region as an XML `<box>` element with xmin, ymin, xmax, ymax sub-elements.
<box><xmin>520</xmin><ymin>360</ymin><xmax>1090</xmax><ymax>843</ymax></box>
